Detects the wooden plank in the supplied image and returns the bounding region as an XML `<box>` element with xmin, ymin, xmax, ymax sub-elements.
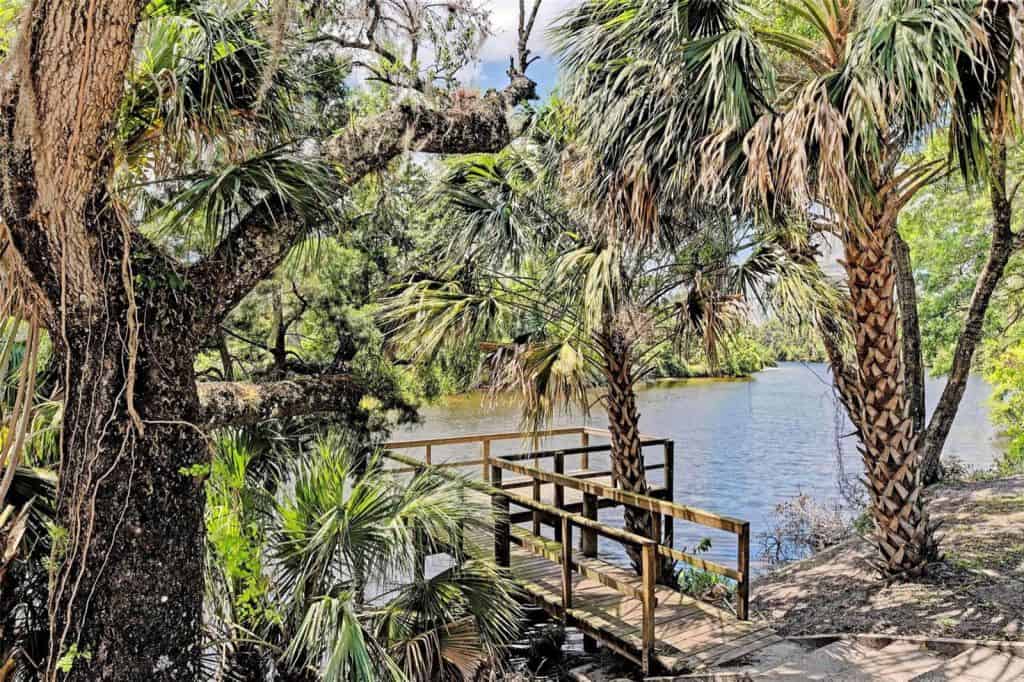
<box><xmin>670</xmin><ymin>628</ymin><xmax>779</xmax><ymax>674</ymax></box>
<box><xmin>659</xmin><ymin>544</ymin><xmax>742</xmax><ymax>581</ymax></box>
<box><xmin>581</xmin><ymin>492</ymin><xmax>598</xmax><ymax>557</ymax></box>
<box><xmin>652</xmin><ymin>584</ymin><xmax>748</xmax><ymax>621</ymax></box>
<box><xmin>511</xmin><ymin>531</ymin><xmax>649</xmax><ymax>602</ymax></box>
<box><xmin>694</xmin><ymin>630</ymin><xmax>783</xmax><ymax>669</ymax></box>
<box><xmin>383</xmin><ymin>459</ymin><xmax>483</xmax><ymax>473</ymax></box>
<box><xmin>561</xmin><ymin>518</ymin><xmax>573</xmax><ymax>612</ymax></box>
<box><xmin>737</xmin><ymin>522</ymin><xmax>750</xmax><ymax>620</ymax></box>
<box><xmin>500</xmin><ymin>444</ymin><xmax>614</xmax><ymax>461</ymax></box>
<box><xmin>553</xmin><ymin>452</ymin><xmax>565</xmax><ymax>542</ymax></box>
<box><xmin>658</xmin><ymin>620</ymin><xmax>771</xmax><ymax>661</ymax></box>
<box><xmin>482</xmin><ymin>439</ymin><xmax>491</xmax><ymax>481</ymax></box>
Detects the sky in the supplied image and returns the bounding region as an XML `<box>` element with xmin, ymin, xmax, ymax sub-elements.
<box><xmin>468</xmin><ymin>0</ymin><xmax>578</xmax><ymax>99</ymax></box>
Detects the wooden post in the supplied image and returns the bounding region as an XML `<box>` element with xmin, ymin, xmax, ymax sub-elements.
<box><xmin>581</xmin><ymin>487</ymin><xmax>599</xmax><ymax>653</ymax></box>
<box><xmin>482</xmin><ymin>439</ymin><xmax>491</xmax><ymax>482</ymax></box>
<box><xmin>424</xmin><ymin>443</ymin><xmax>432</xmax><ymax>466</ymax></box>
<box><xmin>561</xmin><ymin>517</ymin><xmax>573</xmax><ymax>614</ymax></box>
<box><xmin>663</xmin><ymin>441</ymin><xmax>675</xmax><ymax>548</ymax></box>
<box><xmin>553</xmin><ymin>451</ymin><xmax>565</xmax><ymax>542</ymax></box>
<box><xmin>532</xmin><ymin>479</ymin><xmax>542</xmax><ymax>536</ymax></box>
<box><xmin>737</xmin><ymin>522</ymin><xmax>750</xmax><ymax>620</ymax></box>
<box><xmin>492</xmin><ymin>465</ymin><xmax>510</xmax><ymax>568</ymax></box>
<box><xmin>581</xmin><ymin>492</ymin><xmax>598</xmax><ymax>557</ymax></box>
<box><xmin>580</xmin><ymin>430</ymin><xmax>590</xmax><ymax>470</ymax></box>
<box><xmin>641</xmin><ymin>542</ymin><xmax>657</xmax><ymax>675</ymax></box>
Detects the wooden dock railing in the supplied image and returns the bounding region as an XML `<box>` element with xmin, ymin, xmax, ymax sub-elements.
<box><xmin>383</xmin><ymin>426</ymin><xmax>666</xmax><ymax>481</ymax></box>
<box><xmin>383</xmin><ymin>428</ymin><xmax>751</xmax><ymax>674</ymax></box>
<box><xmin>486</xmin><ymin>450</ymin><xmax>750</xmax><ymax>620</ymax></box>
<box><xmin>487</xmin><ymin>461</ymin><xmax>662</xmax><ymax>672</ymax></box>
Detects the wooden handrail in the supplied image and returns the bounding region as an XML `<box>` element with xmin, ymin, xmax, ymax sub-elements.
<box><xmin>383</xmin><ymin>451</ymin><xmax>656</xmax><ymax>549</ymax></box>
<box><xmin>490</xmin><ymin>456</ymin><xmax>746</xmax><ymax>534</ymax></box>
<box><xmin>496</xmin><ymin>439</ymin><xmax>667</xmax><ymax>462</ymax></box>
<box><xmin>384</xmin><ymin>426</ymin><xmax>589</xmax><ymax>449</ymax></box>
<box><xmin>500</xmin><ymin>464</ymin><xmax>664</xmax><ymax>489</ymax></box>
<box><xmin>659</xmin><ymin>544</ymin><xmax>741</xmax><ymax>581</ymax></box>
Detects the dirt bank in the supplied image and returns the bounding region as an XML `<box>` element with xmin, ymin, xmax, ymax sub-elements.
<box><xmin>751</xmin><ymin>476</ymin><xmax>1024</xmax><ymax>641</ymax></box>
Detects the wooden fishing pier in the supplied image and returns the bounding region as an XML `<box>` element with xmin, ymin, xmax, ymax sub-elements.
<box><xmin>384</xmin><ymin>427</ymin><xmax>781</xmax><ymax>676</ymax></box>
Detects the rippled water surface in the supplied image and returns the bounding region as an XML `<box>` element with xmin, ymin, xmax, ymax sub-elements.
<box><xmin>397</xmin><ymin>362</ymin><xmax>1001</xmax><ymax>572</ymax></box>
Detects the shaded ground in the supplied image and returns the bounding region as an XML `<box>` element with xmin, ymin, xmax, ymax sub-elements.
<box><xmin>751</xmin><ymin>476</ymin><xmax>1024</xmax><ymax>641</ymax></box>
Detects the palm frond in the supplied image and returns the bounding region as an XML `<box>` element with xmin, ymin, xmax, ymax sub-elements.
<box><xmin>379</xmin><ymin>276</ymin><xmax>508</xmax><ymax>362</ymax></box>
<box><xmin>486</xmin><ymin>338</ymin><xmax>598</xmax><ymax>436</ymax></box>
<box><xmin>149</xmin><ymin>146</ymin><xmax>340</xmax><ymax>251</ymax></box>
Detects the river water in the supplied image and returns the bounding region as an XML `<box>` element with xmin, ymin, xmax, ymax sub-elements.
<box><xmin>395</xmin><ymin>362</ymin><xmax>1001</xmax><ymax>574</ymax></box>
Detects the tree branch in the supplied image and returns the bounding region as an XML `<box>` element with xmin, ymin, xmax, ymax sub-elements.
<box><xmin>186</xmin><ymin>200</ymin><xmax>303</xmax><ymax>340</ymax></box>
<box><xmin>893</xmin><ymin>230</ymin><xmax>925</xmax><ymax>434</ymax></box>
<box><xmin>324</xmin><ymin>78</ymin><xmax>536</xmax><ymax>181</ymax></box>
<box><xmin>920</xmin><ymin>129</ymin><xmax>1019</xmax><ymax>483</ymax></box>
<box><xmin>196</xmin><ymin>375</ymin><xmax>389</xmax><ymax>429</ymax></box>
<box><xmin>187</xmin><ymin>75</ymin><xmax>536</xmax><ymax>340</ymax></box>
<box><xmin>186</xmin><ymin>0</ymin><xmax>543</xmax><ymax>339</ymax></box>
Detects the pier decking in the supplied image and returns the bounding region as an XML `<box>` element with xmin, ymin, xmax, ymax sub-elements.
<box><xmin>385</xmin><ymin>427</ymin><xmax>777</xmax><ymax>675</ymax></box>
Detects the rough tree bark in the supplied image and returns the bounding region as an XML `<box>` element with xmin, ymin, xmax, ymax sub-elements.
<box><xmin>842</xmin><ymin>206</ymin><xmax>938</xmax><ymax>579</ymax></box>
<box><xmin>0</xmin><ymin>1</ymin><xmax>539</xmax><ymax>676</ymax></box>
<box><xmin>45</xmin><ymin>239</ymin><xmax>207</xmax><ymax>679</ymax></box>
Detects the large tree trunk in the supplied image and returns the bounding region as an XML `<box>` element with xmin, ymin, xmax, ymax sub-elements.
<box><xmin>843</xmin><ymin>214</ymin><xmax>937</xmax><ymax>579</ymax></box>
<box><xmin>920</xmin><ymin>130</ymin><xmax>1018</xmax><ymax>484</ymax></box>
<box><xmin>44</xmin><ymin>232</ymin><xmax>207</xmax><ymax>679</ymax></box>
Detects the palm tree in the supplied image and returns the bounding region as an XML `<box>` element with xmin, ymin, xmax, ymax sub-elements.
<box><xmin>269</xmin><ymin>439</ymin><xmax>522</xmax><ymax>682</ymax></box>
<box><xmin>553</xmin><ymin>0</ymin><xmax>1020</xmax><ymax>579</ymax></box>
<box><xmin>199</xmin><ymin>431</ymin><xmax>522</xmax><ymax>682</ymax></box>
<box><xmin>382</xmin><ymin>114</ymin><xmax>827</xmax><ymax>569</ymax></box>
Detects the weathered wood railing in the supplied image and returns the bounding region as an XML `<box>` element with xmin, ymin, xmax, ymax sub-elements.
<box><xmin>384</xmin><ymin>448</ymin><xmax>662</xmax><ymax>672</ymax></box>
<box><xmin>383</xmin><ymin>428</ymin><xmax>751</xmax><ymax>675</ymax></box>
<box><xmin>383</xmin><ymin>426</ymin><xmax>666</xmax><ymax>480</ymax></box>
<box><xmin>487</xmin><ymin>452</ymin><xmax>750</xmax><ymax>621</ymax></box>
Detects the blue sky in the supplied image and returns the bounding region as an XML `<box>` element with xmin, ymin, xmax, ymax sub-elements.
<box><xmin>475</xmin><ymin>59</ymin><xmax>559</xmax><ymax>100</ymax></box>
<box><xmin>469</xmin><ymin>0</ymin><xmax>577</xmax><ymax>100</ymax></box>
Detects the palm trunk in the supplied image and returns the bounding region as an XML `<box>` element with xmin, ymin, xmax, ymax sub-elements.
<box><xmin>843</xmin><ymin>214</ymin><xmax>937</xmax><ymax>579</ymax></box>
<box><xmin>598</xmin><ymin>329</ymin><xmax>656</xmax><ymax>572</ymax></box>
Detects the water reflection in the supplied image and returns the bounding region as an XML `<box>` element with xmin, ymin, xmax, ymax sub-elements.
<box><xmin>397</xmin><ymin>362</ymin><xmax>1001</xmax><ymax>573</ymax></box>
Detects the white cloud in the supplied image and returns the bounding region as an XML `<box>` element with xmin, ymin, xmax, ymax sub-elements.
<box><xmin>477</xmin><ymin>0</ymin><xmax>579</xmax><ymax>63</ymax></box>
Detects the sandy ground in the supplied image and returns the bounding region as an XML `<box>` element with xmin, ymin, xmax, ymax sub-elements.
<box><xmin>751</xmin><ymin>476</ymin><xmax>1024</xmax><ymax>641</ymax></box>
